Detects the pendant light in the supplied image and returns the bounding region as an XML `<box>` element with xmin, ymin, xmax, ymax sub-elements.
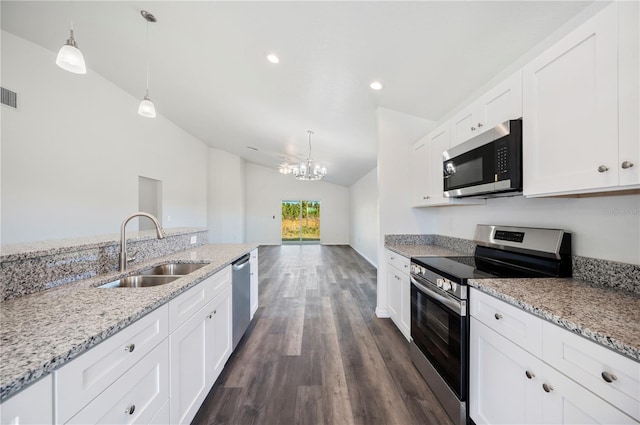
<box><xmin>138</xmin><ymin>10</ymin><xmax>157</xmax><ymax>118</ymax></box>
<box><xmin>292</xmin><ymin>131</ymin><xmax>327</xmax><ymax>181</ymax></box>
<box><xmin>56</xmin><ymin>6</ymin><xmax>86</xmax><ymax>75</ymax></box>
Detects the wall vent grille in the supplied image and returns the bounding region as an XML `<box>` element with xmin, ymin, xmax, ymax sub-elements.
<box><xmin>1</xmin><ymin>87</ymin><xmax>18</xmax><ymax>109</ymax></box>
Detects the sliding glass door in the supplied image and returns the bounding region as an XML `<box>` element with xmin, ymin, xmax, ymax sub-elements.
<box><xmin>281</xmin><ymin>200</ymin><xmax>320</xmax><ymax>244</ymax></box>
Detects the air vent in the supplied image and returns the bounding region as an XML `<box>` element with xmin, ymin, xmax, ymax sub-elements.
<box><xmin>1</xmin><ymin>87</ymin><xmax>17</xmax><ymax>109</ymax></box>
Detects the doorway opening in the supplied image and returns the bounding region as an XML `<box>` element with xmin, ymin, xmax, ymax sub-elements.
<box><xmin>281</xmin><ymin>200</ymin><xmax>320</xmax><ymax>244</ymax></box>
<box><xmin>138</xmin><ymin>176</ymin><xmax>162</xmax><ymax>231</ymax></box>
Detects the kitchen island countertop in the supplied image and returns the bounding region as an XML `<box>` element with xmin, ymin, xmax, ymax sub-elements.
<box><xmin>0</xmin><ymin>243</ymin><xmax>258</xmax><ymax>401</ymax></box>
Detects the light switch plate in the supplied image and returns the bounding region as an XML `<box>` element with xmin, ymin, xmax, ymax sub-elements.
<box><xmin>190</xmin><ymin>235</ymin><xmax>197</xmax><ymax>244</ymax></box>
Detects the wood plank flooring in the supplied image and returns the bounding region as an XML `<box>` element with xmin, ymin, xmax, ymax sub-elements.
<box><xmin>192</xmin><ymin>245</ymin><xmax>452</xmax><ymax>425</ymax></box>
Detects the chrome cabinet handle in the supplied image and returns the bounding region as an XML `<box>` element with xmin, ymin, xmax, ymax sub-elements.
<box><xmin>601</xmin><ymin>371</ymin><xmax>617</xmax><ymax>383</ymax></box>
<box><xmin>542</xmin><ymin>383</ymin><xmax>553</xmax><ymax>393</ymax></box>
<box><xmin>471</xmin><ymin>126</ymin><xmax>477</xmax><ymax>131</ymax></box>
<box><xmin>621</xmin><ymin>161</ymin><xmax>634</xmax><ymax>169</ymax></box>
<box><xmin>525</xmin><ymin>370</ymin><xmax>535</xmax><ymax>379</ymax></box>
<box><xmin>207</xmin><ymin>313</ymin><xmax>213</xmax><ymax>319</ymax></box>
<box><xmin>423</xmin><ymin>196</ymin><xmax>430</xmax><ymax>200</ymax></box>
<box><xmin>125</xmin><ymin>405</ymin><xmax>136</xmax><ymax>415</ymax></box>
<box><xmin>598</xmin><ymin>165</ymin><xmax>609</xmax><ymax>173</ymax></box>
<box><xmin>494</xmin><ymin>313</ymin><xmax>503</xmax><ymax>320</ymax></box>
<box><xmin>477</xmin><ymin>122</ymin><xmax>483</xmax><ymax>128</ymax></box>
<box><xmin>124</xmin><ymin>344</ymin><xmax>135</xmax><ymax>353</ymax></box>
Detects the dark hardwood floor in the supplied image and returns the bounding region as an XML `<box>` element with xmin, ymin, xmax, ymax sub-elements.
<box><xmin>192</xmin><ymin>245</ymin><xmax>452</xmax><ymax>425</ymax></box>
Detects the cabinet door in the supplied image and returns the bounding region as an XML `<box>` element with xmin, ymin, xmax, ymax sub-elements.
<box><xmin>476</xmin><ymin>70</ymin><xmax>522</xmax><ymax>131</ymax></box>
<box><xmin>451</xmin><ymin>109</ymin><xmax>477</xmax><ymax>147</ymax></box>
<box><xmin>523</xmin><ymin>3</ymin><xmax>619</xmax><ymax>196</ymax></box>
<box><xmin>0</xmin><ymin>375</ymin><xmax>52</xmax><ymax>425</ymax></box>
<box><xmin>169</xmin><ymin>306</ymin><xmax>208</xmax><ymax>425</ymax></box>
<box><xmin>66</xmin><ymin>340</ymin><xmax>169</xmax><ymax>425</ymax></box>
<box><xmin>411</xmin><ymin>136</ymin><xmax>430</xmax><ymax>206</ymax></box>
<box><xmin>250</xmin><ymin>249</ymin><xmax>259</xmax><ymax>318</ymax></box>
<box><xmin>470</xmin><ymin>318</ymin><xmax>543</xmax><ymax>425</ymax></box>
<box><xmin>541</xmin><ymin>365</ymin><xmax>637</xmax><ymax>424</ymax></box>
<box><xmin>205</xmin><ymin>285</ymin><xmax>233</xmax><ymax>387</ymax></box>
<box><xmin>427</xmin><ymin>126</ymin><xmax>451</xmax><ymax>205</ymax></box>
<box><xmin>386</xmin><ymin>267</ymin><xmax>401</xmax><ymax>324</ymax></box>
<box><xmin>398</xmin><ymin>271</ymin><xmax>411</xmax><ymax>342</ymax></box>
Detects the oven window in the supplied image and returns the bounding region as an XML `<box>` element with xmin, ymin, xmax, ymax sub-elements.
<box><xmin>411</xmin><ymin>283</ymin><xmax>466</xmax><ymax>399</ymax></box>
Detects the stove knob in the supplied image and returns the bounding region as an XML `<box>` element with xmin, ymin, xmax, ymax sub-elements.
<box><xmin>436</xmin><ymin>278</ymin><xmax>444</xmax><ymax>288</ymax></box>
<box><xmin>451</xmin><ymin>282</ymin><xmax>457</xmax><ymax>293</ymax></box>
<box><xmin>442</xmin><ymin>280</ymin><xmax>452</xmax><ymax>291</ymax></box>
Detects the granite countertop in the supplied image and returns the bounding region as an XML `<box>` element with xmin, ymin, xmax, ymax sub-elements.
<box><xmin>385</xmin><ymin>243</ymin><xmax>467</xmax><ymax>258</ymax></box>
<box><xmin>469</xmin><ymin>278</ymin><xmax>640</xmax><ymax>362</ymax></box>
<box><xmin>0</xmin><ymin>243</ymin><xmax>258</xmax><ymax>401</ymax></box>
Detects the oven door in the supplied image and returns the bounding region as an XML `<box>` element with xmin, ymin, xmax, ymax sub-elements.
<box><xmin>410</xmin><ymin>276</ymin><xmax>467</xmax><ymax>400</ymax></box>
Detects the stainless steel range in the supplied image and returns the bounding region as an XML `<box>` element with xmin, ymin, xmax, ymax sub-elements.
<box><xmin>409</xmin><ymin>225</ymin><xmax>572</xmax><ymax>425</ymax></box>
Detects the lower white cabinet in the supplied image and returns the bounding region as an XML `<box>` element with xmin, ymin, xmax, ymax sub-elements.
<box><xmin>66</xmin><ymin>340</ymin><xmax>169</xmax><ymax>425</ymax></box>
<box><xmin>470</xmin><ymin>288</ymin><xmax>638</xmax><ymax>425</ymax></box>
<box><xmin>386</xmin><ymin>250</ymin><xmax>410</xmax><ymax>341</ymax></box>
<box><xmin>0</xmin><ymin>375</ymin><xmax>52</xmax><ymax>425</ymax></box>
<box><xmin>169</xmin><ymin>283</ymin><xmax>232</xmax><ymax>425</ymax></box>
<box><xmin>250</xmin><ymin>248</ymin><xmax>259</xmax><ymax>319</ymax></box>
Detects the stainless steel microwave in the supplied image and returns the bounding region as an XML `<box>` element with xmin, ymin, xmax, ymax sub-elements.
<box><xmin>443</xmin><ymin>119</ymin><xmax>522</xmax><ymax>198</ymax></box>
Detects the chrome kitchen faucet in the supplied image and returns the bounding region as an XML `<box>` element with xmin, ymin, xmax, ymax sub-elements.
<box><xmin>119</xmin><ymin>212</ymin><xmax>166</xmax><ymax>272</ymax></box>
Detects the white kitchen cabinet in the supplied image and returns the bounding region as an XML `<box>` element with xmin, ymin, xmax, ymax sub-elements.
<box><xmin>470</xmin><ymin>318</ymin><xmax>543</xmax><ymax>425</ymax></box>
<box><xmin>250</xmin><ymin>248</ymin><xmax>259</xmax><ymax>319</ymax></box>
<box><xmin>411</xmin><ymin>123</ymin><xmax>484</xmax><ymax>208</ymax></box>
<box><xmin>469</xmin><ymin>288</ymin><xmax>638</xmax><ymax>425</ymax></box>
<box><xmin>55</xmin><ymin>304</ymin><xmax>169</xmax><ymax>424</ymax></box>
<box><xmin>169</xmin><ymin>279</ymin><xmax>233</xmax><ymax>425</ymax></box>
<box><xmin>66</xmin><ymin>340</ymin><xmax>169</xmax><ymax>425</ymax></box>
<box><xmin>523</xmin><ymin>3</ymin><xmax>640</xmax><ymax>196</ymax></box>
<box><xmin>0</xmin><ymin>375</ymin><xmax>52</xmax><ymax>425</ymax></box>
<box><xmin>385</xmin><ymin>250</ymin><xmax>410</xmax><ymax>341</ymax></box>
<box><xmin>450</xmin><ymin>70</ymin><xmax>522</xmax><ymax>147</ymax></box>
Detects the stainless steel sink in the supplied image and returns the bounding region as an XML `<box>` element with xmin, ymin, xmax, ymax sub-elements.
<box><xmin>138</xmin><ymin>263</ymin><xmax>209</xmax><ymax>276</ymax></box>
<box><xmin>98</xmin><ymin>275</ymin><xmax>180</xmax><ymax>288</ymax></box>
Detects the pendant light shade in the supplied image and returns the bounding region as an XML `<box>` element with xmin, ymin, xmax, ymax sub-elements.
<box><xmin>56</xmin><ymin>29</ymin><xmax>86</xmax><ymax>74</ymax></box>
<box><xmin>138</xmin><ymin>10</ymin><xmax>157</xmax><ymax>118</ymax></box>
<box><xmin>138</xmin><ymin>94</ymin><xmax>156</xmax><ymax>118</ymax></box>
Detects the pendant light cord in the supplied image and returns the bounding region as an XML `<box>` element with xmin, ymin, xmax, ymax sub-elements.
<box><xmin>308</xmin><ymin>130</ymin><xmax>314</xmax><ymax>160</ymax></box>
<box><xmin>145</xmin><ymin>19</ymin><xmax>150</xmax><ymax>96</ymax></box>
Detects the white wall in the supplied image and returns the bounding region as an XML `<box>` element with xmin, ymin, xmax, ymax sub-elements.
<box><xmin>1</xmin><ymin>32</ymin><xmax>208</xmax><ymax>244</ymax></box>
<box><xmin>245</xmin><ymin>162</ymin><xmax>349</xmax><ymax>245</ymax></box>
<box><xmin>207</xmin><ymin>148</ymin><xmax>245</xmax><ymax>243</ymax></box>
<box><xmin>349</xmin><ymin>167</ymin><xmax>378</xmax><ymax>267</ymax></box>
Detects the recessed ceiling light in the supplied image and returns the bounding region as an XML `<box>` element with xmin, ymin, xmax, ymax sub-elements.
<box><xmin>370</xmin><ymin>81</ymin><xmax>383</xmax><ymax>90</ymax></box>
<box><xmin>267</xmin><ymin>54</ymin><xmax>279</xmax><ymax>64</ymax></box>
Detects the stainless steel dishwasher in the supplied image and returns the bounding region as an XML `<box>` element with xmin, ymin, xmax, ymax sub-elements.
<box><xmin>232</xmin><ymin>253</ymin><xmax>251</xmax><ymax>349</ymax></box>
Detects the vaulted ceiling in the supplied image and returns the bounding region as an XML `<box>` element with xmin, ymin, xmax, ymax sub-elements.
<box><xmin>1</xmin><ymin>1</ymin><xmax>593</xmax><ymax>186</ymax></box>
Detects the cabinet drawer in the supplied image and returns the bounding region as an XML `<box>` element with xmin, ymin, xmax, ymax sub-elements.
<box><xmin>386</xmin><ymin>251</ymin><xmax>409</xmax><ymax>275</ymax></box>
<box><xmin>542</xmin><ymin>321</ymin><xmax>640</xmax><ymax>421</ymax></box>
<box><xmin>204</xmin><ymin>265</ymin><xmax>232</xmax><ymax>303</ymax></box>
<box><xmin>55</xmin><ymin>304</ymin><xmax>168</xmax><ymax>424</ymax></box>
<box><xmin>66</xmin><ymin>339</ymin><xmax>169</xmax><ymax>425</ymax></box>
<box><xmin>470</xmin><ymin>289</ymin><xmax>542</xmax><ymax>357</ymax></box>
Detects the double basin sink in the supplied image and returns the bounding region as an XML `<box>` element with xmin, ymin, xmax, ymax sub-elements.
<box><xmin>99</xmin><ymin>263</ymin><xmax>209</xmax><ymax>288</ymax></box>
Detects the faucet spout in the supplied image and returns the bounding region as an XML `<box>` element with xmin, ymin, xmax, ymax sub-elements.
<box><xmin>119</xmin><ymin>212</ymin><xmax>166</xmax><ymax>272</ymax></box>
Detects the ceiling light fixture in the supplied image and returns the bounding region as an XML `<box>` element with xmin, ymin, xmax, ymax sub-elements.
<box><xmin>291</xmin><ymin>131</ymin><xmax>327</xmax><ymax>181</ymax></box>
<box><xmin>138</xmin><ymin>10</ymin><xmax>157</xmax><ymax>118</ymax></box>
<box><xmin>278</xmin><ymin>164</ymin><xmax>293</xmax><ymax>175</ymax></box>
<box><xmin>267</xmin><ymin>54</ymin><xmax>280</xmax><ymax>64</ymax></box>
<box><xmin>370</xmin><ymin>81</ymin><xmax>383</xmax><ymax>90</ymax></box>
<box><xmin>56</xmin><ymin>7</ymin><xmax>86</xmax><ymax>74</ymax></box>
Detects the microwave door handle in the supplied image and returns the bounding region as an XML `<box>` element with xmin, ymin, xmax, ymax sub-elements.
<box><xmin>410</xmin><ymin>277</ymin><xmax>464</xmax><ymax>315</ymax></box>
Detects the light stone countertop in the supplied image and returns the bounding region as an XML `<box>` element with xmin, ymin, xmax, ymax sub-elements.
<box><xmin>385</xmin><ymin>243</ymin><xmax>468</xmax><ymax>258</ymax></box>
<box><xmin>0</xmin><ymin>243</ymin><xmax>258</xmax><ymax>401</ymax></box>
<box><xmin>468</xmin><ymin>278</ymin><xmax>640</xmax><ymax>362</ymax></box>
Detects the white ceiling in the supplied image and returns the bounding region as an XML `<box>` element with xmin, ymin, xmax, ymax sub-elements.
<box><xmin>1</xmin><ymin>1</ymin><xmax>593</xmax><ymax>186</ymax></box>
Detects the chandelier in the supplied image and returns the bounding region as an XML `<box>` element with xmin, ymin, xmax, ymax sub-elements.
<box><xmin>288</xmin><ymin>131</ymin><xmax>327</xmax><ymax>181</ymax></box>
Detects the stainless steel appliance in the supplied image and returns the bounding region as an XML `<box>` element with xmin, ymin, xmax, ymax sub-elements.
<box><xmin>232</xmin><ymin>254</ymin><xmax>251</xmax><ymax>349</ymax></box>
<box><xmin>409</xmin><ymin>225</ymin><xmax>571</xmax><ymax>425</ymax></box>
<box><xmin>443</xmin><ymin>120</ymin><xmax>522</xmax><ymax>198</ymax></box>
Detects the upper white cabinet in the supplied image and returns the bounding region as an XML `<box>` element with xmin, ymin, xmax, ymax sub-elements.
<box><xmin>523</xmin><ymin>2</ymin><xmax>640</xmax><ymax>196</ymax></box>
<box><xmin>411</xmin><ymin>123</ymin><xmax>484</xmax><ymax>207</ymax></box>
<box><xmin>0</xmin><ymin>375</ymin><xmax>52</xmax><ymax>425</ymax></box>
<box><xmin>451</xmin><ymin>71</ymin><xmax>522</xmax><ymax>147</ymax></box>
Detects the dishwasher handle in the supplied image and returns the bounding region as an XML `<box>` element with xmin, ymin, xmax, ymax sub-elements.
<box><xmin>232</xmin><ymin>254</ymin><xmax>251</xmax><ymax>270</ymax></box>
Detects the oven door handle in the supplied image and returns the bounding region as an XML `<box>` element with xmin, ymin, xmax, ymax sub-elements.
<box><xmin>411</xmin><ymin>276</ymin><xmax>465</xmax><ymax>316</ymax></box>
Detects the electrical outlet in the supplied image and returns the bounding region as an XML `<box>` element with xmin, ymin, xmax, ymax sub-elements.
<box><xmin>190</xmin><ymin>235</ymin><xmax>197</xmax><ymax>244</ymax></box>
<box><xmin>167</xmin><ymin>215</ymin><xmax>172</xmax><ymax>222</ymax></box>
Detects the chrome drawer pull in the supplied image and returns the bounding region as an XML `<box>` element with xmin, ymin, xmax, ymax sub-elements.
<box><xmin>621</xmin><ymin>161</ymin><xmax>634</xmax><ymax>169</ymax></box>
<box><xmin>125</xmin><ymin>405</ymin><xmax>136</xmax><ymax>415</ymax></box>
<box><xmin>601</xmin><ymin>371</ymin><xmax>617</xmax><ymax>383</ymax></box>
<box><xmin>525</xmin><ymin>370</ymin><xmax>535</xmax><ymax>379</ymax></box>
<box><xmin>124</xmin><ymin>344</ymin><xmax>135</xmax><ymax>353</ymax></box>
<box><xmin>494</xmin><ymin>313</ymin><xmax>503</xmax><ymax>320</ymax></box>
<box><xmin>598</xmin><ymin>165</ymin><xmax>609</xmax><ymax>173</ymax></box>
<box><xmin>542</xmin><ymin>383</ymin><xmax>553</xmax><ymax>393</ymax></box>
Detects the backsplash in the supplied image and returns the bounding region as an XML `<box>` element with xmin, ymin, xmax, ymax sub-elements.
<box><xmin>385</xmin><ymin>233</ymin><xmax>640</xmax><ymax>295</ymax></box>
<box><xmin>0</xmin><ymin>228</ymin><xmax>208</xmax><ymax>301</ymax></box>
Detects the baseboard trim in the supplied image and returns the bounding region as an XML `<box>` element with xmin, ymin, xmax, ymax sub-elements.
<box><xmin>375</xmin><ymin>307</ymin><xmax>391</xmax><ymax>318</ymax></box>
<box><xmin>349</xmin><ymin>245</ymin><xmax>378</xmax><ymax>268</ymax></box>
